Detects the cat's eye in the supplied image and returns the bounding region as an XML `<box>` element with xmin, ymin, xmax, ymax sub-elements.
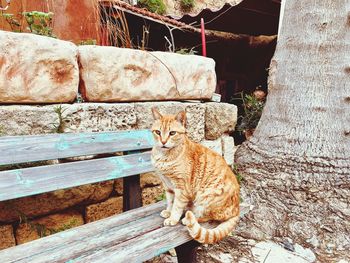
<box><xmin>169</xmin><ymin>131</ymin><xmax>176</xmax><ymax>136</ymax></box>
<box><xmin>154</xmin><ymin>130</ymin><xmax>161</xmax><ymax>135</ymax></box>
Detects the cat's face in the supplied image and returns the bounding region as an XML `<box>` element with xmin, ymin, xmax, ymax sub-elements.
<box><xmin>151</xmin><ymin>107</ymin><xmax>186</xmax><ymax>150</ymax></box>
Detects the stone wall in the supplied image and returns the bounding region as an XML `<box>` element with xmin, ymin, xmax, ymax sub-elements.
<box><xmin>0</xmin><ymin>101</ymin><xmax>237</xmax><ymax>249</ymax></box>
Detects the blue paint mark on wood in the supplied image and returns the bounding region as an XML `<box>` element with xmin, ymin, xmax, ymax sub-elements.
<box><xmin>155</xmin><ymin>245</ymin><xmax>175</xmax><ymax>257</ymax></box>
<box><xmin>13</xmin><ymin>170</ymin><xmax>34</xmax><ymax>187</ymax></box>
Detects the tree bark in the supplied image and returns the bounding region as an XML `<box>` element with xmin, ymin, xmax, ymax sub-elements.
<box><xmin>235</xmin><ymin>0</ymin><xmax>350</xmax><ymax>261</ymax></box>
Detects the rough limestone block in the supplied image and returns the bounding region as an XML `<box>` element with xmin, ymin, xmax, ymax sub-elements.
<box><xmin>78</xmin><ymin>46</ymin><xmax>216</xmax><ymax>102</ymax></box>
<box><xmin>85</xmin><ymin>196</ymin><xmax>123</xmax><ymax>223</ymax></box>
<box><xmin>142</xmin><ymin>186</ymin><xmax>164</xmax><ymax>206</ymax></box>
<box><xmin>0</xmin><ymin>181</ymin><xmax>113</xmax><ymax>223</ymax></box>
<box><xmin>0</xmin><ymin>105</ymin><xmax>59</xmax><ymax>135</ymax></box>
<box><xmin>0</xmin><ymin>103</ymin><xmax>138</xmax><ymax>135</ymax></box>
<box><xmin>61</xmin><ymin>103</ymin><xmax>137</xmax><ymax>133</ymax></box>
<box><xmin>0</xmin><ymin>31</ymin><xmax>79</xmax><ymax>103</ymax></box>
<box><xmin>185</xmin><ymin>104</ymin><xmax>206</xmax><ymax>142</ymax></box>
<box><xmin>15</xmin><ymin>210</ymin><xmax>84</xmax><ymax>245</ymax></box>
<box><xmin>200</xmin><ymin>138</ymin><xmax>223</xmax><ymax>156</ymax></box>
<box><xmin>0</xmin><ymin>225</ymin><xmax>16</xmax><ymax>249</ymax></box>
<box><xmin>221</xmin><ymin>134</ymin><xmax>236</xmax><ymax>166</ymax></box>
<box><xmin>205</xmin><ymin>103</ymin><xmax>238</xmax><ymax>140</ymax></box>
<box><xmin>135</xmin><ymin>101</ymin><xmax>205</xmax><ymax>142</ymax></box>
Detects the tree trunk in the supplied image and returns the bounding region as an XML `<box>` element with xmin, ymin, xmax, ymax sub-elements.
<box><xmin>235</xmin><ymin>0</ymin><xmax>350</xmax><ymax>261</ymax></box>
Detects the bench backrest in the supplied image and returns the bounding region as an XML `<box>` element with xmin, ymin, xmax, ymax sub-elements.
<box><xmin>0</xmin><ymin>130</ymin><xmax>155</xmax><ymax>202</ymax></box>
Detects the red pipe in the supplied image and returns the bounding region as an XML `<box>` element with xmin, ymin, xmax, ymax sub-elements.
<box><xmin>201</xmin><ymin>18</ymin><xmax>207</xmax><ymax>57</ymax></box>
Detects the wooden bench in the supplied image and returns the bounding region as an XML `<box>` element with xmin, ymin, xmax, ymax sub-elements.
<box><xmin>0</xmin><ymin>130</ymin><xmax>202</xmax><ymax>263</ymax></box>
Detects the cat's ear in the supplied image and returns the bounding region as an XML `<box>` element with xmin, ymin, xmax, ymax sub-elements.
<box><xmin>151</xmin><ymin>107</ymin><xmax>162</xmax><ymax>120</ymax></box>
<box><xmin>175</xmin><ymin>111</ymin><xmax>186</xmax><ymax>126</ymax></box>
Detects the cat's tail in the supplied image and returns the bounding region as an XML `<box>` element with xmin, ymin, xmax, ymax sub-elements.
<box><xmin>182</xmin><ymin>211</ymin><xmax>239</xmax><ymax>244</ymax></box>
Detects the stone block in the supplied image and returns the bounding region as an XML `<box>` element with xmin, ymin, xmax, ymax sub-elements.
<box><xmin>0</xmin><ymin>181</ymin><xmax>113</xmax><ymax>223</ymax></box>
<box><xmin>205</xmin><ymin>103</ymin><xmax>238</xmax><ymax>140</ymax></box>
<box><xmin>0</xmin><ymin>225</ymin><xmax>16</xmax><ymax>249</ymax></box>
<box><xmin>185</xmin><ymin>104</ymin><xmax>206</xmax><ymax>142</ymax></box>
<box><xmin>61</xmin><ymin>103</ymin><xmax>137</xmax><ymax>132</ymax></box>
<box><xmin>85</xmin><ymin>196</ymin><xmax>123</xmax><ymax>223</ymax></box>
<box><xmin>0</xmin><ymin>31</ymin><xmax>78</xmax><ymax>103</ymax></box>
<box><xmin>78</xmin><ymin>46</ymin><xmax>216</xmax><ymax>102</ymax></box>
<box><xmin>0</xmin><ymin>105</ymin><xmax>59</xmax><ymax>135</ymax></box>
<box><xmin>15</xmin><ymin>210</ymin><xmax>84</xmax><ymax>245</ymax></box>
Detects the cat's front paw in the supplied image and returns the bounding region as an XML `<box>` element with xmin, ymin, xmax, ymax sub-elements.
<box><xmin>160</xmin><ymin>210</ymin><xmax>171</xmax><ymax>218</ymax></box>
<box><xmin>163</xmin><ymin>218</ymin><xmax>179</xmax><ymax>226</ymax></box>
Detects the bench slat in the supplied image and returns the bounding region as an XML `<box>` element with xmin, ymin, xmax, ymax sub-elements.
<box><xmin>81</xmin><ymin>220</ymin><xmax>193</xmax><ymax>263</ymax></box>
<box><xmin>0</xmin><ymin>152</ymin><xmax>153</xmax><ymax>201</ymax></box>
<box><xmin>0</xmin><ymin>202</ymin><xmax>166</xmax><ymax>263</ymax></box>
<box><xmin>0</xmin><ymin>130</ymin><xmax>154</xmax><ymax>165</ymax></box>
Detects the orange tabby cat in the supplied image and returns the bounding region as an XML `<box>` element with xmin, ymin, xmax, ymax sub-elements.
<box><xmin>151</xmin><ymin>107</ymin><xmax>240</xmax><ymax>244</ymax></box>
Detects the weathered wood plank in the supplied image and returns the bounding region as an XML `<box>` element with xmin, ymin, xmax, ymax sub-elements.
<box><xmin>0</xmin><ymin>152</ymin><xmax>154</xmax><ymax>201</ymax></box>
<box><xmin>77</xmin><ymin>220</ymin><xmax>199</xmax><ymax>263</ymax></box>
<box><xmin>0</xmin><ymin>201</ymin><xmax>166</xmax><ymax>263</ymax></box>
<box><xmin>0</xmin><ymin>202</ymin><xmax>250</xmax><ymax>263</ymax></box>
<box><xmin>75</xmin><ymin>205</ymin><xmax>251</xmax><ymax>263</ymax></box>
<box><xmin>0</xmin><ymin>130</ymin><xmax>154</xmax><ymax>165</ymax></box>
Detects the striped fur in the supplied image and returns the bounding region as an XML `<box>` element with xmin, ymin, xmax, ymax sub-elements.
<box><xmin>151</xmin><ymin>107</ymin><xmax>240</xmax><ymax>244</ymax></box>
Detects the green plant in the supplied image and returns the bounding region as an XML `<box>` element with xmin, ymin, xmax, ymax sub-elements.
<box><xmin>236</xmin><ymin>92</ymin><xmax>266</xmax><ymax>133</ymax></box>
<box><xmin>138</xmin><ymin>0</ymin><xmax>166</xmax><ymax>15</ymax></box>
<box><xmin>22</xmin><ymin>11</ymin><xmax>55</xmax><ymax>38</ymax></box>
<box><xmin>156</xmin><ymin>191</ymin><xmax>166</xmax><ymax>202</ymax></box>
<box><xmin>180</xmin><ymin>0</ymin><xmax>194</xmax><ymax>10</ymax></box>
<box><xmin>232</xmin><ymin>164</ymin><xmax>244</xmax><ymax>184</ymax></box>
<box><xmin>48</xmin><ymin>218</ymin><xmax>79</xmax><ymax>235</ymax></box>
<box><xmin>79</xmin><ymin>39</ymin><xmax>97</xmax><ymax>45</ymax></box>
<box><xmin>1</xmin><ymin>13</ymin><xmax>21</xmax><ymax>32</ymax></box>
<box><xmin>52</xmin><ymin>105</ymin><xmax>68</xmax><ymax>133</ymax></box>
<box><xmin>175</xmin><ymin>47</ymin><xmax>197</xmax><ymax>55</ymax></box>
